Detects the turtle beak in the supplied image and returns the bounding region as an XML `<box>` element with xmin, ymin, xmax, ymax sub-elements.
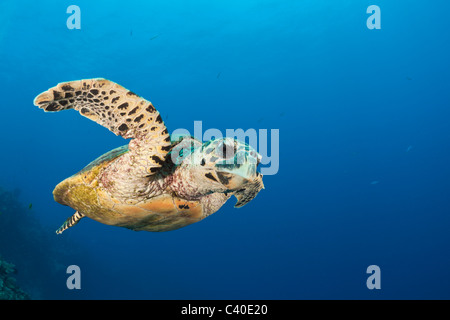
<box><xmin>233</xmin><ymin>173</ymin><xmax>264</xmax><ymax>208</ymax></box>
<box><xmin>256</xmin><ymin>153</ymin><xmax>262</xmax><ymax>166</ymax></box>
<box><xmin>232</xmin><ymin>151</ymin><xmax>264</xmax><ymax>208</ymax></box>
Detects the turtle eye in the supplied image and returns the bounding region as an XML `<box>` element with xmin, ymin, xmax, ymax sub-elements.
<box><xmin>216</xmin><ymin>141</ymin><xmax>235</xmax><ymax>159</ymax></box>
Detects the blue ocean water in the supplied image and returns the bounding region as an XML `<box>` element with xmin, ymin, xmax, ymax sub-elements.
<box><xmin>0</xmin><ymin>0</ymin><xmax>449</xmax><ymax>299</ymax></box>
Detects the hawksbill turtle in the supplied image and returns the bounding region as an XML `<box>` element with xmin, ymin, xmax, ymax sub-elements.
<box><xmin>33</xmin><ymin>78</ymin><xmax>264</xmax><ymax>234</ymax></box>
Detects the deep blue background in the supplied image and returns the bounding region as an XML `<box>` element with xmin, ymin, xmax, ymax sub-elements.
<box><xmin>0</xmin><ymin>0</ymin><xmax>449</xmax><ymax>299</ymax></box>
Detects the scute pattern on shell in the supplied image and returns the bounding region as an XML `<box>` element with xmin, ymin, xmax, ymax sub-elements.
<box><xmin>51</xmin><ymin>145</ymin><xmax>211</xmax><ymax>232</ymax></box>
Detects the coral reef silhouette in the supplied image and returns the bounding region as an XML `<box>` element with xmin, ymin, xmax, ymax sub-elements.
<box><xmin>0</xmin><ymin>186</ymin><xmax>86</xmax><ymax>299</ymax></box>
<box><xmin>0</xmin><ymin>255</ymin><xmax>29</xmax><ymax>299</ymax></box>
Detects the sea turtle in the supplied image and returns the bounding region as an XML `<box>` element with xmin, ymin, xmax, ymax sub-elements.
<box><xmin>34</xmin><ymin>78</ymin><xmax>264</xmax><ymax>234</ymax></box>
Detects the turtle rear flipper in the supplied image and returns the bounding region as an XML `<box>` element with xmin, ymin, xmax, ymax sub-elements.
<box><xmin>34</xmin><ymin>79</ymin><xmax>171</xmax><ymax>178</ymax></box>
<box><xmin>56</xmin><ymin>211</ymin><xmax>85</xmax><ymax>234</ymax></box>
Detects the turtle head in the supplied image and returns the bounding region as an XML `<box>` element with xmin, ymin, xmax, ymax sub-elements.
<box><xmin>187</xmin><ymin>137</ymin><xmax>264</xmax><ymax>207</ymax></box>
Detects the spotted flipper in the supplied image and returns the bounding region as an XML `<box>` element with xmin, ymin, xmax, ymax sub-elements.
<box><xmin>56</xmin><ymin>211</ymin><xmax>85</xmax><ymax>234</ymax></box>
<box><xmin>34</xmin><ymin>79</ymin><xmax>171</xmax><ymax>176</ymax></box>
<box><xmin>233</xmin><ymin>173</ymin><xmax>264</xmax><ymax>208</ymax></box>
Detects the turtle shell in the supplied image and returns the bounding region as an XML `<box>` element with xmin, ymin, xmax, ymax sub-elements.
<box><xmin>53</xmin><ymin>145</ymin><xmax>204</xmax><ymax>232</ymax></box>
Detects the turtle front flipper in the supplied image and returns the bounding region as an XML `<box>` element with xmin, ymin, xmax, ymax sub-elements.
<box><xmin>34</xmin><ymin>79</ymin><xmax>171</xmax><ymax>178</ymax></box>
<box><xmin>56</xmin><ymin>211</ymin><xmax>85</xmax><ymax>234</ymax></box>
